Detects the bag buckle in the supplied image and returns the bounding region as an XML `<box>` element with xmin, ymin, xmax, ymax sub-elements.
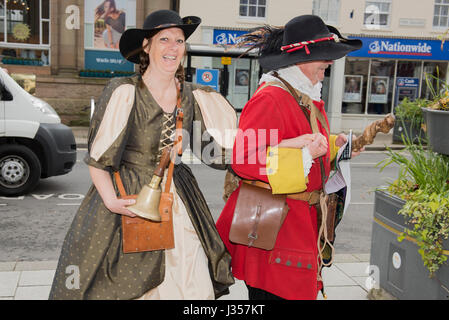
<box><xmin>247</xmin><ymin>232</ymin><xmax>258</xmax><ymax>247</ymax></box>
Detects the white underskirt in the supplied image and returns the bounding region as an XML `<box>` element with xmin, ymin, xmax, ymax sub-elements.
<box><xmin>136</xmin><ymin>180</ymin><xmax>214</xmax><ymax>300</ymax></box>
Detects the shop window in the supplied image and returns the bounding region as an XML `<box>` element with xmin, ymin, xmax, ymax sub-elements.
<box><xmin>367</xmin><ymin>59</ymin><xmax>394</xmax><ymax>114</ymax></box>
<box><xmin>433</xmin><ymin>0</ymin><xmax>449</xmax><ymax>28</ymax></box>
<box><xmin>239</xmin><ymin>0</ymin><xmax>266</xmax><ymax>19</ymax></box>
<box><xmin>312</xmin><ymin>0</ymin><xmax>340</xmax><ymax>25</ymax></box>
<box><xmin>364</xmin><ymin>0</ymin><xmax>391</xmax><ymax>29</ymax></box>
<box><xmin>342</xmin><ymin>58</ymin><xmax>369</xmax><ymax>114</ymax></box>
<box><xmin>421</xmin><ymin>61</ymin><xmax>448</xmax><ymax>100</ymax></box>
<box><xmin>397</xmin><ymin>61</ymin><xmax>422</xmax><ymax>78</ymax></box>
<box><xmin>394</xmin><ymin>61</ymin><xmax>422</xmax><ymax>109</ymax></box>
<box><xmin>0</xmin><ymin>0</ymin><xmax>49</xmax><ymax>46</ymax></box>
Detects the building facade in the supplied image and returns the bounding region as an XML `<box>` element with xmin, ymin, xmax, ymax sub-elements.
<box><xmin>0</xmin><ymin>0</ymin><xmax>174</xmax><ymax>125</ymax></box>
<box><xmin>180</xmin><ymin>0</ymin><xmax>449</xmax><ymax>133</ymax></box>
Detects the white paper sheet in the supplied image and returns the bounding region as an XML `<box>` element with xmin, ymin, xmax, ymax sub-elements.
<box><xmin>324</xmin><ymin>140</ymin><xmax>352</xmax><ymax>215</ymax></box>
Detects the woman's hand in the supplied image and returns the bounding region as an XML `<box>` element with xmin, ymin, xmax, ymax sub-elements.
<box><xmin>89</xmin><ymin>166</ymin><xmax>137</xmax><ymax>218</ymax></box>
<box><xmin>104</xmin><ymin>197</ymin><xmax>137</xmax><ymax>218</ymax></box>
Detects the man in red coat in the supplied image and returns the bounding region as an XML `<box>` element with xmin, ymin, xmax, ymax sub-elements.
<box><xmin>216</xmin><ymin>15</ymin><xmax>363</xmax><ymax>300</ymax></box>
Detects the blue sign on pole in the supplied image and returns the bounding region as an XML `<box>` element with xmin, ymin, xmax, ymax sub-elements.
<box><xmin>213</xmin><ymin>29</ymin><xmax>248</xmax><ymax>45</ymax></box>
<box><xmin>196</xmin><ymin>69</ymin><xmax>219</xmax><ymax>91</ymax></box>
<box><xmin>348</xmin><ymin>37</ymin><xmax>449</xmax><ymax>61</ymax></box>
<box><xmin>85</xmin><ymin>50</ymin><xmax>134</xmax><ymax>72</ymax></box>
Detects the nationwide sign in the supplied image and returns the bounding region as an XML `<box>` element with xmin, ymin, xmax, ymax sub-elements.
<box><xmin>213</xmin><ymin>29</ymin><xmax>248</xmax><ymax>45</ymax></box>
<box><xmin>348</xmin><ymin>37</ymin><xmax>449</xmax><ymax>61</ymax></box>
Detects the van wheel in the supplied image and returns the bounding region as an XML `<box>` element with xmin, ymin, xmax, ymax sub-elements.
<box><xmin>0</xmin><ymin>144</ymin><xmax>41</xmax><ymax>196</ymax></box>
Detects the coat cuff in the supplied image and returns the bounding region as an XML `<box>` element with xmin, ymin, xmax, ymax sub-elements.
<box><xmin>266</xmin><ymin>146</ymin><xmax>308</xmax><ymax>194</ymax></box>
<box><xmin>329</xmin><ymin>134</ymin><xmax>340</xmax><ymax>162</ymax></box>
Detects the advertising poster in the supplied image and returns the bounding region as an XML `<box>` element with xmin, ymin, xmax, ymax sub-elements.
<box><xmin>92</xmin><ymin>0</ymin><xmax>127</xmax><ymax>50</ymax></box>
<box><xmin>84</xmin><ymin>0</ymin><xmax>135</xmax><ymax>71</ymax></box>
<box><xmin>235</xmin><ymin>69</ymin><xmax>249</xmax><ymax>87</ymax></box>
<box><xmin>343</xmin><ymin>75</ymin><xmax>363</xmax><ymax>103</ymax></box>
<box><xmin>369</xmin><ymin>76</ymin><xmax>389</xmax><ymax>103</ymax></box>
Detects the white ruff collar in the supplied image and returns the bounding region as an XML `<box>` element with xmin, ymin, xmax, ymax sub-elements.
<box><xmin>259</xmin><ymin>65</ymin><xmax>322</xmax><ymax>101</ymax></box>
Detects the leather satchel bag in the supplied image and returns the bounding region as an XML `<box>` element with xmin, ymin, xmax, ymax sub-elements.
<box><xmin>115</xmin><ymin>172</ymin><xmax>175</xmax><ymax>253</ymax></box>
<box><xmin>229</xmin><ymin>182</ymin><xmax>289</xmax><ymax>251</ymax></box>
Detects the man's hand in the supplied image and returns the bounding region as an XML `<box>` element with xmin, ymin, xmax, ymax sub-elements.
<box><xmin>308</xmin><ymin>133</ymin><xmax>328</xmax><ymax>159</ymax></box>
<box><xmin>277</xmin><ymin>133</ymin><xmax>319</xmax><ymax>149</ymax></box>
<box><xmin>335</xmin><ymin>133</ymin><xmax>365</xmax><ymax>158</ymax></box>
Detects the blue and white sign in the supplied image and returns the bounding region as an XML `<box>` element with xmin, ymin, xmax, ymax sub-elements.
<box><xmin>396</xmin><ymin>77</ymin><xmax>420</xmax><ymax>88</ymax></box>
<box><xmin>395</xmin><ymin>77</ymin><xmax>419</xmax><ymax>106</ymax></box>
<box><xmin>348</xmin><ymin>37</ymin><xmax>449</xmax><ymax>61</ymax></box>
<box><xmin>196</xmin><ymin>68</ymin><xmax>219</xmax><ymax>91</ymax></box>
<box><xmin>85</xmin><ymin>50</ymin><xmax>134</xmax><ymax>72</ymax></box>
<box><xmin>213</xmin><ymin>29</ymin><xmax>248</xmax><ymax>45</ymax></box>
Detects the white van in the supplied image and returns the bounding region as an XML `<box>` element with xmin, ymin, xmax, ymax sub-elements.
<box><xmin>0</xmin><ymin>68</ymin><xmax>77</xmax><ymax>196</ymax></box>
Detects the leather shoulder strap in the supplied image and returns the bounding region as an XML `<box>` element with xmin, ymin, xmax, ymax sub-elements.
<box><xmin>271</xmin><ymin>72</ymin><xmax>329</xmax><ymax>186</ymax></box>
<box><xmin>272</xmin><ymin>72</ymin><xmax>330</xmax><ymax>138</ymax></box>
<box><xmin>163</xmin><ymin>92</ymin><xmax>184</xmax><ymax>193</ymax></box>
<box><xmin>114</xmin><ymin>171</ymin><xmax>127</xmax><ymax>197</ymax></box>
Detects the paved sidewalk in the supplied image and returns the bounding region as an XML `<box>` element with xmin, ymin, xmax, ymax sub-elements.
<box><xmin>0</xmin><ymin>253</ymin><xmax>375</xmax><ymax>300</ymax></box>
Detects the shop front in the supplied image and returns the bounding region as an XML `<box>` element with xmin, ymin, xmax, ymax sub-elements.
<box><xmin>0</xmin><ymin>0</ymin><xmax>51</xmax><ymax>94</ymax></box>
<box><xmin>187</xmin><ymin>28</ymin><xmax>261</xmax><ymax>111</ymax></box>
<box><xmin>335</xmin><ymin>36</ymin><xmax>449</xmax><ymax>132</ymax></box>
<box><xmin>187</xmin><ymin>27</ymin><xmax>336</xmax><ymax>112</ymax></box>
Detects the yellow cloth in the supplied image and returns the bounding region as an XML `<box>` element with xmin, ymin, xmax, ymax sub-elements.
<box><xmin>329</xmin><ymin>134</ymin><xmax>340</xmax><ymax>162</ymax></box>
<box><xmin>266</xmin><ymin>146</ymin><xmax>307</xmax><ymax>194</ymax></box>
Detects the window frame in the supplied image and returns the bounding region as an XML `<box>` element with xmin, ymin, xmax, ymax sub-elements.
<box><xmin>0</xmin><ymin>0</ymin><xmax>50</xmax><ymax>50</ymax></box>
<box><xmin>363</xmin><ymin>0</ymin><xmax>392</xmax><ymax>30</ymax></box>
<box><xmin>433</xmin><ymin>0</ymin><xmax>449</xmax><ymax>30</ymax></box>
<box><xmin>238</xmin><ymin>0</ymin><xmax>267</xmax><ymax>20</ymax></box>
<box><xmin>312</xmin><ymin>0</ymin><xmax>340</xmax><ymax>26</ymax></box>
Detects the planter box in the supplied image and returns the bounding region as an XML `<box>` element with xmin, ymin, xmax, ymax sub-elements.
<box><xmin>370</xmin><ymin>190</ymin><xmax>449</xmax><ymax>300</ymax></box>
<box><xmin>392</xmin><ymin>119</ymin><xmax>426</xmax><ymax>144</ymax></box>
<box><xmin>422</xmin><ymin>108</ymin><xmax>449</xmax><ymax>155</ymax></box>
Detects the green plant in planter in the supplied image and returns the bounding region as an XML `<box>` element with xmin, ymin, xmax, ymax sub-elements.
<box><xmin>395</xmin><ymin>97</ymin><xmax>427</xmax><ymax>129</ymax></box>
<box><xmin>378</xmin><ymin>138</ymin><xmax>449</xmax><ymax>276</ymax></box>
<box><xmin>424</xmin><ymin>71</ymin><xmax>449</xmax><ymax>111</ymax></box>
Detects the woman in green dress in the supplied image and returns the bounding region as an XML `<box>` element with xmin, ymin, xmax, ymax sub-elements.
<box><xmin>49</xmin><ymin>10</ymin><xmax>236</xmax><ymax>300</ymax></box>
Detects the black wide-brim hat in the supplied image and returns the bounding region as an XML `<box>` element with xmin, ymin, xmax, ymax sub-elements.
<box><xmin>259</xmin><ymin>15</ymin><xmax>362</xmax><ymax>71</ymax></box>
<box><xmin>119</xmin><ymin>10</ymin><xmax>201</xmax><ymax>64</ymax></box>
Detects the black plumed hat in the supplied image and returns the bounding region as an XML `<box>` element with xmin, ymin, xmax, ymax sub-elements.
<box><xmin>240</xmin><ymin>15</ymin><xmax>362</xmax><ymax>71</ymax></box>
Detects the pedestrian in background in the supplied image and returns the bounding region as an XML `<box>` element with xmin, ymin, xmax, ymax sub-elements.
<box><xmin>216</xmin><ymin>15</ymin><xmax>363</xmax><ymax>300</ymax></box>
<box><xmin>49</xmin><ymin>10</ymin><xmax>235</xmax><ymax>300</ymax></box>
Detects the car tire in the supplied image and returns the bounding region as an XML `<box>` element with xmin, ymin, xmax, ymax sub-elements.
<box><xmin>0</xmin><ymin>144</ymin><xmax>41</xmax><ymax>196</ymax></box>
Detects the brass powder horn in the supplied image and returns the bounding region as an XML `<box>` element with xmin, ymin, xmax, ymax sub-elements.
<box><xmin>127</xmin><ymin>147</ymin><xmax>172</xmax><ymax>221</ymax></box>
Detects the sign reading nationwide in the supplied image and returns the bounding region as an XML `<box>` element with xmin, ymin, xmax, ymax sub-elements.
<box><xmin>213</xmin><ymin>29</ymin><xmax>248</xmax><ymax>45</ymax></box>
<box><xmin>348</xmin><ymin>37</ymin><xmax>449</xmax><ymax>61</ymax></box>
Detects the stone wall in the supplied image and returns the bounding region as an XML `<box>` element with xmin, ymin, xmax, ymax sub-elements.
<box><xmin>36</xmin><ymin>74</ymin><xmax>109</xmax><ymax>126</ymax></box>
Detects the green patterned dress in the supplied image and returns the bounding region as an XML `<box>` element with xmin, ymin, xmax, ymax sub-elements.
<box><xmin>49</xmin><ymin>75</ymin><xmax>235</xmax><ymax>300</ymax></box>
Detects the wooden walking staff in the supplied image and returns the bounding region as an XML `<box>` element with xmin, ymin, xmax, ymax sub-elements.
<box><xmin>351</xmin><ymin>113</ymin><xmax>396</xmax><ymax>152</ymax></box>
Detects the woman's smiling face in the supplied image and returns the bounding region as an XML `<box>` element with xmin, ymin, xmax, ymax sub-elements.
<box><xmin>145</xmin><ymin>27</ymin><xmax>186</xmax><ymax>75</ymax></box>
